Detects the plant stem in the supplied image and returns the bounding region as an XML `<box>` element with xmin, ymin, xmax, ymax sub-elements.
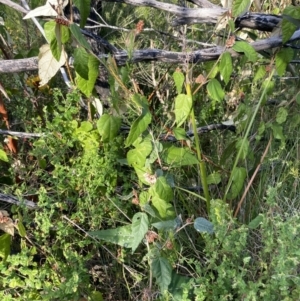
<box><xmin>223</xmin><ymin>69</ymin><xmax>275</xmax><ymax>202</ymax></box>
<box><xmin>186</xmin><ymin>83</ymin><xmax>211</xmax><ymax>213</ymax></box>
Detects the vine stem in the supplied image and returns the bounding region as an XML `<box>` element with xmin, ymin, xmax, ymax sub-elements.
<box><xmin>186</xmin><ymin>83</ymin><xmax>211</xmax><ymax>213</ymax></box>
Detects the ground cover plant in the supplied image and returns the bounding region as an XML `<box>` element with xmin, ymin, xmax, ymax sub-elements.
<box><xmin>0</xmin><ymin>0</ymin><xmax>300</xmax><ymax>300</ymax></box>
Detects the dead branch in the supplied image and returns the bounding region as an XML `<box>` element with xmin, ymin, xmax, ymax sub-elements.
<box><xmin>0</xmin><ymin>193</ymin><xmax>37</xmax><ymax>209</ymax></box>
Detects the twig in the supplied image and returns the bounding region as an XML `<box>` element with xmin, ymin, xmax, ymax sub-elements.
<box><xmin>0</xmin><ymin>193</ymin><xmax>37</xmax><ymax>209</ymax></box>
<box><xmin>0</xmin><ymin>129</ymin><xmax>43</xmax><ymax>138</ymax></box>
<box><xmin>234</xmin><ymin>137</ymin><xmax>272</xmax><ymax>218</ymax></box>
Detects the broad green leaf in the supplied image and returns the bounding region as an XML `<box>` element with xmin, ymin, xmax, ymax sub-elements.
<box><xmin>90</xmin><ymin>291</ymin><xmax>104</xmax><ymax>301</ymax></box>
<box><xmin>125</xmin><ymin>111</ymin><xmax>151</xmax><ymax>147</ymax></box>
<box><xmin>133</xmin><ymin>165</ymin><xmax>154</xmax><ymax>185</ymax></box>
<box><xmin>131</xmin><ymin>212</ymin><xmax>149</xmax><ymax>253</ymax></box>
<box><xmin>152</xmin><ymin>217</ymin><xmax>181</xmax><ymax>231</ymax></box>
<box><xmin>206</xmin><ymin>172</ymin><xmax>221</xmax><ymax>185</ymax></box>
<box><xmin>89</xmin><ymin>225</ymin><xmax>133</xmax><ymax>248</ymax></box>
<box><xmin>275</xmin><ymin>48</ymin><xmax>294</xmax><ymax>76</ymax></box>
<box><xmin>282</xmin><ymin>6</ymin><xmax>300</xmax><ymax>43</ymax></box>
<box><xmin>70</xmin><ymin>23</ymin><xmax>91</xmax><ymax>50</ymax></box>
<box><xmin>151</xmin><ymin>196</ymin><xmax>175</xmax><ymax>219</ymax></box>
<box><xmin>151</xmin><ymin>257</ymin><xmax>172</xmax><ymax>292</ymax></box>
<box><xmin>232</xmin><ymin>0</ymin><xmax>251</xmax><ymax>17</ymax></box>
<box><xmin>233</xmin><ymin>41</ymin><xmax>257</xmax><ymax>62</ymax></box>
<box><xmin>282</xmin><ymin>19</ymin><xmax>297</xmax><ymax>44</ymax></box>
<box><xmin>173</xmin><ymin>70</ymin><xmax>185</xmax><ymax>94</ymax></box>
<box><xmin>228</xmin><ymin>167</ymin><xmax>247</xmax><ymax>200</ymax></box>
<box><xmin>248</xmin><ymin>214</ymin><xmax>264</xmax><ymax>229</ymax></box>
<box><xmin>50</xmin><ymin>38</ymin><xmax>61</xmax><ymax>61</ymax></box>
<box><xmin>276</xmin><ymin>107</ymin><xmax>288</xmax><ymax>124</ymax></box>
<box><xmin>60</xmin><ymin>25</ymin><xmax>70</xmax><ymax>44</ymax></box>
<box><xmin>127</xmin><ymin>140</ymin><xmax>153</xmax><ymax>167</ymax></box>
<box><xmin>168</xmin><ymin>271</ymin><xmax>191</xmax><ymax>301</ymax></box>
<box><xmin>74</xmin><ymin>47</ymin><xmax>89</xmax><ymax>80</ymax></box>
<box><xmin>0</xmin><ymin>233</ymin><xmax>11</xmax><ymax>260</ymax></box>
<box><xmin>76</xmin><ymin>54</ymin><xmax>99</xmax><ymax>97</ymax></box>
<box><xmin>44</xmin><ymin>21</ymin><xmax>56</xmax><ymax>43</ymax></box>
<box><xmin>207</xmin><ymin>79</ymin><xmax>225</xmax><ymax>102</ymax></box>
<box><xmin>73</xmin><ymin>0</ymin><xmax>91</xmax><ymax>28</ymax></box>
<box><xmin>219</xmin><ymin>52</ymin><xmax>232</xmax><ymax>84</ymax></box>
<box><xmin>174</xmin><ymin>94</ymin><xmax>193</xmax><ymax>127</ymax></box>
<box><xmin>254</xmin><ymin>65</ymin><xmax>266</xmax><ymax>82</ymax></box>
<box><xmin>38</xmin><ymin>44</ymin><xmax>67</xmax><ymax>86</ymax></box>
<box><xmin>271</xmin><ymin>124</ymin><xmax>284</xmax><ymax>141</ymax></box>
<box><xmin>173</xmin><ymin>127</ymin><xmax>187</xmax><ymax>140</ymax></box>
<box><xmin>0</xmin><ymin>149</ymin><xmax>8</xmax><ymax>162</ymax></box>
<box><xmin>194</xmin><ymin>217</ymin><xmax>214</xmax><ymax>234</ymax></box>
<box><xmin>163</xmin><ymin>146</ymin><xmax>198</xmax><ymax>166</ymax></box>
<box><xmin>149</xmin><ymin>176</ymin><xmax>173</xmax><ymax>203</ymax></box>
<box><xmin>78</xmin><ymin>121</ymin><xmax>93</xmax><ymax>132</ymax></box>
<box><xmin>97</xmin><ymin>114</ymin><xmax>121</xmax><ymax>142</ymax></box>
<box><xmin>235</xmin><ymin>138</ymin><xmax>249</xmax><ymax>160</ymax></box>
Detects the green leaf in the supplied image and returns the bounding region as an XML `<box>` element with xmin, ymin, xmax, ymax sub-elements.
<box><xmin>90</xmin><ymin>291</ymin><xmax>104</xmax><ymax>301</ymax></box>
<box><xmin>89</xmin><ymin>225</ymin><xmax>133</xmax><ymax>248</ymax></box>
<box><xmin>228</xmin><ymin>167</ymin><xmax>247</xmax><ymax>200</ymax></box>
<box><xmin>73</xmin><ymin>0</ymin><xmax>91</xmax><ymax>28</ymax></box>
<box><xmin>131</xmin><ymin>212</ymin><xmax>149</xmax><ymax>253</ymax></box>
<box><xmin>248</xmin><ymin>214</ymin><xmax>264</xmax><ymax>229</ymax></box>
<box><xmin>174</xmin><ymin>94</ymin><xmax>193</xmax><ymax>127</ymax></box>
<box><xmin>173</xmin><ymin>70</ymin><xmax>185</xmax><ymax>94</ymax></box>
<box><xmin>282</xmin><ymin>6</ymin><xmax>300</xmax><ymax>43</ymax></box>
<box><xmin>271</xmin><ymin>123</ymin><xmax>285</xmax><ymax>141</ymax></box>
<box><xmin>207</xmin><ymin>79</ymin><xmax>225</xmax><ymax>102</ymax></box>
<box><xmin>74</xmin><ymin>47</ymin><xmax>89</xmax><ymax>80</ymax></box>
<box><xmin>0</xmin><ymin>149</ymin><xmax>8</xmax><ymax>162</ymax></box>
<box><xmin>152</xmin><ymin>196</ymin><xmax>175</xmax><ymax>219</ymax></box>
<box><xmin>149</xmin><ymin>176</ymin><xmax>173</xmax><ymax>203</ymax></box>
<box><xmin>275</xmin><ymin>48</ymin><xmax>294</xmax><ymax>76</ymax></box>
<box><xmin>151</xmin><ymin>257</ymin><xmax>172</xmax><ymax>292</ymax></box>
<box><xmin>194</xmin><ymin>217</ymin><xmax>214</xmax><ymax>234</ymax></box>
<box><xmin>232</xmin><ymin>0</ymin><xmax>251</xmax><ymax>17</ymax></box>
<box><xmin>125</xmin><ymin>111</ymin><xmax>151</xmax><ymax>147</ymax></box>
<box><xmin>173</xmin><ymin>128</ymin><xmax>187</xmax><ymax>140</ymax></box>
<box><xmin>253</xmin><ymin>65</ymin><xmax>266</xmax><ymax>82</ymax></box>
<box><xmin>69</xmin><ymin>23</ymin><xmax>91</xmax><ymax>50</ymax></box>
<box><xmin>50</xmin><ymin>38</ymin><xmax>61</xmax><ymax>61</ymax></box>
<box><xmin>233</xmin><ymin>41</ymin><xmax>257</xmax><ymax>62</ymax></box>
<box><xmin>76</xmin><ymin>54</ymin><xmax>99</xmax><ymax>97</ymax></box>
<box><xmin>235</xmin><ymin>138</ymin><xmax>249</xmax><ymax>160</ymax></box>
<box><xmin>78</xmin><ymin>121</ymin><xmax>93</xmax><ymax>132</ymax></box>
<box><xmin>152</xmin><ymin>217</ymin><xmax>181</xmax><ymax>231</ymax></box>
<box><xmin>97</xmin><ymin>114</ymin><xmax>121</xmax><ymax>142</ymax></box>
<box><xmin>0</xmin><ymin>233</ymin><xmax>11</xmax><ymax>260</ymax></box>
<box><xmin>127</xmin><ymin>140</ymin><xmax>153</xmax><ymax>167</ymax></box>
<box><xmin>206</xmin><ymin>172</ymin><xmax>221</xmax><ymax>185</ymax></box>
<box><xmin>163</xmin><ymin>146</ymin><xmax>198</xmax><ymax>166</ymax></box>
<box><xmin>282</xmin><ymin>19</ymin><xmax>297</xmax><ymax>44</ymax></box>
<box><xmin>44</xmin><ymin>20</ymin><xmax>56</xmax><ymax>43</ymax></box>
<box><xmin>17</xmin><ymin>220</ymin><xmax>26</xmax><ymax>238</ymax></box>
<box><xmin>276</xmin><ymin>107</ymin><xmax>288</xmax><ymax>124</ymax></box>
<box><xmin>60</xmin><ymin>25</ymin><xmax>70</xmax><ymax>43</ymax></box>
<box><xmin>219</xmin><ymin>52</ymin><xmax>232</xmax><ymax>84</ymax></box>
<box><xmin>133</xmin><ymin>165</ymin><xmax>154</xmax><ymax>185</ymax></box>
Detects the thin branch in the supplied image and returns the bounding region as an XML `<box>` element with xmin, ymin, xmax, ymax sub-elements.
<box><xmin>0</xmin><ymin>193</ymin><xmax>37</xmax><ymax>209</ymax></box>
<box><xmin>104</xmin><ymin>0</ymin><xmax>226</xmax><ymax>24</ymax></box>
<box><xmin>0</xmin><ymin>129</ymin><xmax>43</xmax><ymax>138</ymax></box>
